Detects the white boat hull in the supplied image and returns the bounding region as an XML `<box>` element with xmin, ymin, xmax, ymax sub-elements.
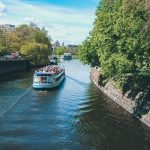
<box><xmin>33</xmin><ymin>75</ymin><xmax>65</xmax><ymax>89</ymax></box>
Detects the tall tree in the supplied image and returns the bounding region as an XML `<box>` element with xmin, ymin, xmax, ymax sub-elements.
<box><xmin>78</xmin><ymin>0</ymin><xmax>150</xmax><ymax>117</ymax></box>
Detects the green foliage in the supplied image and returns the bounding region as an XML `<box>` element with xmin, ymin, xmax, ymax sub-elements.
<box><xmin>54</xmin><ymin>46</ymin><xmax>69</xmax><ymax>56</ymax></box>
<box><xmin>0</xmin><ymin>24</ymin><xmax>52</xmax><ymax>66</ymax></box>
<box><xmin>33</xmin><ymin>29</ymin><xmax>51</xmax><ymax>46</ymax></box>
<box><xmin>21</xmin><ymin>42</ymin><xmax>50</xmax><ymax>66</ymax></box>
<box><xmin>78</xmin><ymin>0</ymin><xmax>150</xmax><ymax>117</ymax></box>
<box><xmin>78</xmin><ymin>37</ymin><xmax>100</xmax><ymax>66</ymax></box>
<box><xmin>0</xmin><ymin>29</ymin><xmax>10</xmax><ymax>54</ymax></box>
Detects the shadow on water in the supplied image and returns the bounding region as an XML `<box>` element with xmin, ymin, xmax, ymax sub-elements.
<box><xmin>0</xmin><ymin>70</ymin><xmax>66</xmax><ymax>118</ymax></box>
<box><xmin>0</xmin><ymin>86</ymin><xmax>32</xmax><ymax>117</ymax></box>
<box><xmin>0</xmin><ymin>69</ymin><xmax>34</xmax><ymax>83</ymax></box>
<box><xmin>74</xmin><ymin>83</ymin><xmax>150</xmax><ymax>150</ymax></box>
<box><xmin>0</xmin><ymin>70</ymin><xmax>34</xmax><ymax>117</ymax></box>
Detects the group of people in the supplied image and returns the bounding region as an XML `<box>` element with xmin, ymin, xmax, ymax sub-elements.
<box><xmin>37</xmin><ymin>65</ymin><xmax>62</xmax><ymax>74</ymax></box>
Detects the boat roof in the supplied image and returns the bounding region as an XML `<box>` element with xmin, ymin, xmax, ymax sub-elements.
<box><xmin>34</xmin><ymin>72</ymin><xmax>54</xmax><ymax>76</ymax></box>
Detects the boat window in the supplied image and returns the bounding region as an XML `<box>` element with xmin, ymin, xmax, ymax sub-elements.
<box><xmin>34</xmin><ymin>76</ymin><xmax>41</xmax><ymax>83</ymax></box>
<box><xmin>41</xmin><ymin>77</ymin><xmax>47</xmax><ymax>83</ymax></box>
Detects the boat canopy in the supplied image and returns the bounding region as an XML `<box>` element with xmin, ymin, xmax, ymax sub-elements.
<box><xmin>34</xmin><ymin>72</ymin><xmax>53</xmax><ymax>76</ymax></box>
<box><xmin>34</xmin><ymin>65</ymin><xmax>63</xmax><ymax>76</ymax></box>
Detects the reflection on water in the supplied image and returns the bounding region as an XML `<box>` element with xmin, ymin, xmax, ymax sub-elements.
<box><xmin>0</xmin><ymin>60</ymin><xmax>150</xmax><ymax>150</ymax></box>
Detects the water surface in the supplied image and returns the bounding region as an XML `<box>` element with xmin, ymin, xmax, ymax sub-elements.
<box><xmin>0</xmin><ymin>60</ymin><xmax>150</xmax><ymax>150</ymax></box>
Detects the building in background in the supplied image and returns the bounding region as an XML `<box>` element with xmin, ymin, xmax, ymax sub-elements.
<box><xmin>67</xmin><ymin>45</ymin><xmax>78</xmax><ymax>55</ymax></box>
<box><xmin>52</xmin><ymin>41</ymin><xmax>78</xmax><ymax>55</ymax></box>
<box><xmin>54</xmin><ymin>40</ymin><xmax>60</xmax><ymax>47</ymax></box>
<box><xmin>0</xmin><ymin>24</ymin><xmax>16</xmax><ymax>33</ymax></box>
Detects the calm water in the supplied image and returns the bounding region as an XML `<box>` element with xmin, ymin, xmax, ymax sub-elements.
<box><xmin>0</xmin><ymin>60</ymin><xmax>150</xmax><ymax>150</ymax></box>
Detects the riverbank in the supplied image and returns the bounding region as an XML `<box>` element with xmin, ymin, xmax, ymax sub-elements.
<box><xmin>90</xmin><ymin>67</ymin><xmax>150</xmax><ymax>128</ymax></box>
<box><xmin>0</xmin><ymin>59</ymin><xmax>30</xmax><ymax>75</ymax></box>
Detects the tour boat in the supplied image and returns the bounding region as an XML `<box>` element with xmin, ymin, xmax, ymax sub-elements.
<box><xmin>63</xmin><ymin>53</ymin><xmax>72</xmax><ymax>60</ymax></box>
<box><xmin>33</xmin><ymin>65</ymin><xmax>65</xmax><ymax>89</ymax></box>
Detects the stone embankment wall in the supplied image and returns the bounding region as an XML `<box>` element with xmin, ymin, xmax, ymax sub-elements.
<box><xmin>0</xmin><ymin>60</ymin><xmax>30</xmax><ymax>75</ymax></box>
<box><xmin>90</xmin><ymin>67</ymin><xmax>150</xmax><ymax>128</ymax></box>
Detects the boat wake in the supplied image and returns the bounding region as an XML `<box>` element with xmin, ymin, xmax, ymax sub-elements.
<box><xmin>0</xmin><ymin>85</ymin><xmax>32</xmax><ymax>117</ymax></box>
<box><xmin>35</xmin><ymin>91</ymin><xmax>49</xmax><ymax>97</ymax></box>
<box><xmin>66</xmin><ymin>75</ymin><xmax>89</xmax><ymax>87</ymax></box>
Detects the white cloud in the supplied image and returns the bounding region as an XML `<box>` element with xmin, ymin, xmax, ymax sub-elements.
<box><xmin>0</xmin><ymin>0</ymin><xmax>96</xmax><ymax>44</ymax></box>
<box><xmin>22</xmin><ymin>17</ymin><xmax>42</xmax><ymax>24</ymax></box>
<box><xmin>0</xmin><ymin>2</ymin><xmax>7</xmax><ymax>16</ymax></box>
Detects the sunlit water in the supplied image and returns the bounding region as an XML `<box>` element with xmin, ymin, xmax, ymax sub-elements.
<box><xmin>0</xmin><ymin>60</ymin><xmax>150</xmax><ymax>150</ymax></box>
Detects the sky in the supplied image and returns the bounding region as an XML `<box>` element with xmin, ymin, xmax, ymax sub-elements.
<box><xmin>0</xmin><ymin>0</ymin><xmax>99</xmax><ymax>45</ymax></box>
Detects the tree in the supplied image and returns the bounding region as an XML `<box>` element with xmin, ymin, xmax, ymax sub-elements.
<box><xmin>0</xmin><ymin>23</ymin><xmax>53</xmax><ymax>65</ymax></box>
<box><xmin>78</xmin><ymin>0</ymin><xmax>150</xmax><ymax>117</ymax></box>
<box><xmin>54</xmin><ymin>46</ymin><xmax>69</xmax><ymax>56</ymax></box>
<box><xmin>78</xmin><ymin>36</ymin><xmax>99</xmax><ymax>66</ymax></box>
<box><xmin>7</xmin><ymin>32</ymin><xmax>21</xmax><ymax>52</ymax></box>
<box><xmin>0</xmin><ymin>29</ymin><xmax>5</xmax><ymax>54</ymax></box>
<box><xmin>33</xmin><ymin>29</ymin><xmax>51</xmax><ymax>47</ymax></box>
<box><xmin>20</xmin><ymin>42</ymin><xmax>50</xmax><ymax>66</ymax></box>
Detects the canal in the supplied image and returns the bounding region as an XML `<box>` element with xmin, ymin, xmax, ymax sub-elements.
<box><xmin>0</xmin><ymin>60</ymin><xmax>150</xmax><ymax>150</ymax></box>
